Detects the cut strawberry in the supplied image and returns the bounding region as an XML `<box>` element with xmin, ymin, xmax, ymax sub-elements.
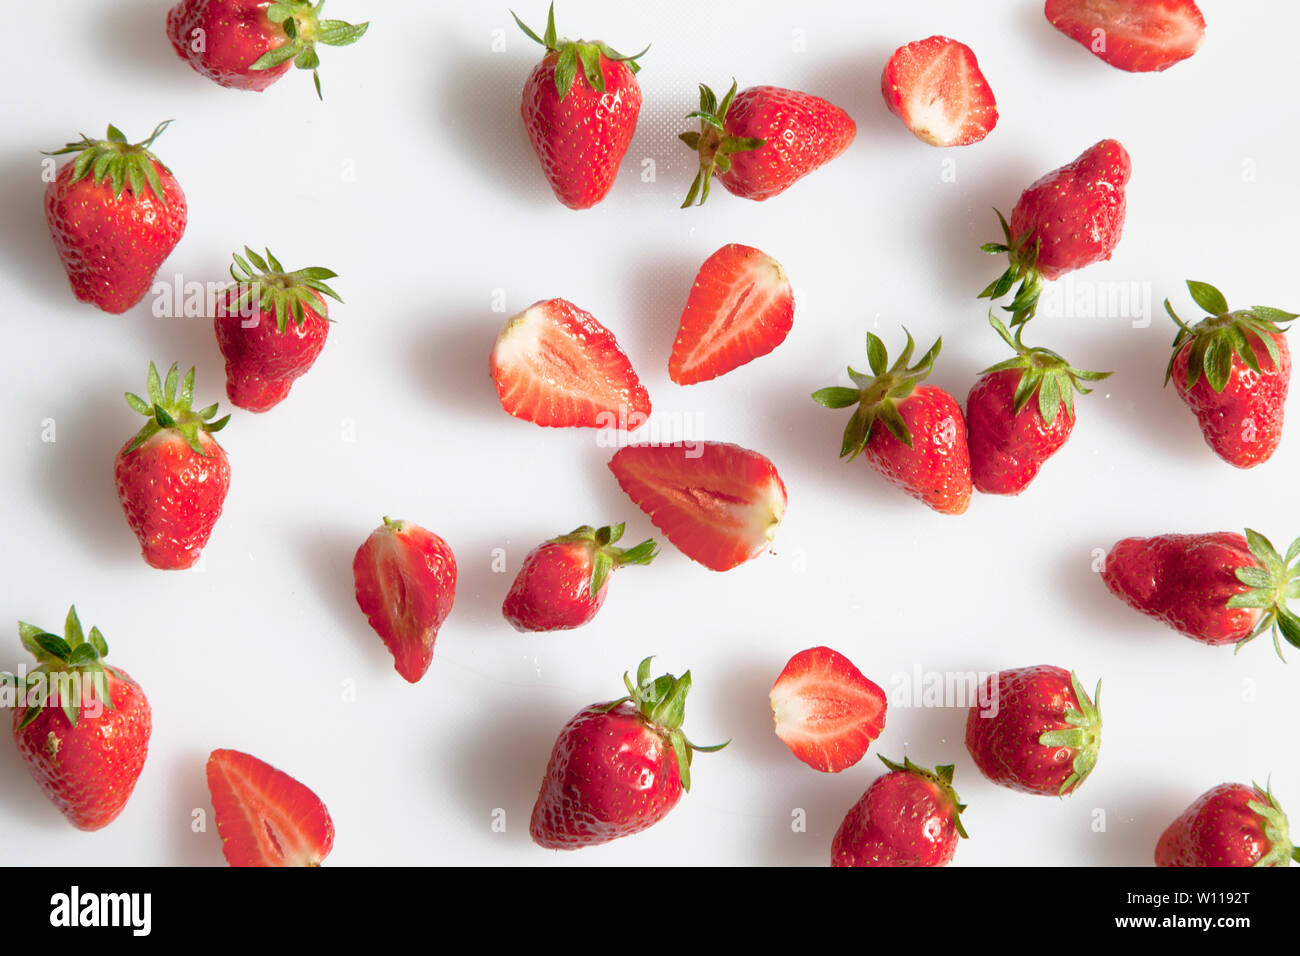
<box><xmin>770</xmin><ymin>646</ymin><xmax>887</xmax><ymax>773</ymax></box>
<box><xmin>881</xmin><ymin>36</ymin><xmax>998</xmax><ymax>147</ymax></box>
<box><xmin>490</xmin><ymin>298</ymin><xmax>651</xmax><ymax>429</ymax></box>
<box><xmin>669</xmin><ymin>244</ymin><xmax>794</xmax><ymax>385</ymax></box>
<box><xmin>1045</xmin><ymin>0</ymin><xmax>1205</xmax><ymax>73</ymax></box>
<box><xmin>608</xmin><ymin>442</ymin><xmax>786</xmax><ymax>572</ymax></box>
<box><xmin>205</xmin><ymin>749</ymin><xmax>334</xmax><ymax>867</ymax></box>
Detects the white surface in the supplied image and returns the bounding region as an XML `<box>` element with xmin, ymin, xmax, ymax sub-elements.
<box><xmin>0</xmin><ymin>0</ymin><xmax>1297</xmax><ymax>867</ymax></box>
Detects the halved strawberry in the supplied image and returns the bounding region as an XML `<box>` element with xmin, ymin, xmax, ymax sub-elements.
<box><xmin>669</xmin><ymin>244</ymin><xmax>794</xmax><ymax>385</ymax></box>
<box><xmin>608</xmin><ymin>442</ymin><xmax>786</xmax><ymax>572</ymax></box>
<box><xmin>881</xmin><ymin>36</ymin><xmax>998</xmax><ymax>147</ymax></box>
<box><xmin>205</xmin><ymin>749</ymin><xmax>334</xmax><ymax>867</ymax></box>
<box><xmin>1045</xmin><ymin>0</ymin><xmax>1205</xmax><ymax>73</ymax></box>
<box><xmin>490</xmin><ymin>298</ymin><xmax>651</xmax><ymax>429</ymax></box>
<box><xmin>770</xmin><ymin>646</ymin><xmax>887</xmax><ymax>773</ymax></box>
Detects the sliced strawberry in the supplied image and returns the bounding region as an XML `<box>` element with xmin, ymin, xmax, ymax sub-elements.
<box><xmin>669</xmin><ymin>244</ymin><xmax>794</xmax><ymax>385</ymax></box>
<box><xmin>490</xmin><ymin>298</ymin><xmax>651</xmax><ymax>429</ymax></box>
<box><xmin>881</xmin><ymin>36</ymin><xmax>998</xmax><ymax>147</ymax></box>
<box><xmin>770</xmin><ymin>646</ymin><xmax>887</xmax><ymax>773</ymax></box>
<box><xmin>1045</xmin><ymin>0</ymin><xmax>1205</xmax><ymax>72</ymax></box>
<box><xmin>608</xmin><ymin>442</ymin><xmax>786</xmax><ymax>572</ymax></box>
<box><xmin>205</xmin><ymin>749</ymin><xmax>334</xmax><ymax>867</ymax></box>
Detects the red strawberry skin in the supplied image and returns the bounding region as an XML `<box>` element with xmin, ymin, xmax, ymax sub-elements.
<box><xmin>1045</xmin><ymin>0</ymin><xmax>1206</xmax><ymax>73</ymax></box>
<box><xmin>166</xmin><ymin>0</ymin><xmax>293</xmax><ymax>91</ymax></box>
<box><xmin>503</xmin><ymin>541</ymin><xmax>605</xmax><ymax>632</ymax></box>
<box><xmin>864</xmin><ymin>385</ymin><xmax>972</xmax><ymax>514</ymax></box>
<box><xmin>831</xmin><ymin>763</ymin><xmax>963</xmax><ymax>867</ymax></box>
<box><xmin>966</xmin><ymin>369</ymin><xmax>1074</xmax><ymax>495</ymax></box>
<box><xmin>1156</xmin><ymin>783</ymin><xmax>1295</xmax><ymax>867</ymax></box>
<box><xmin>206</xmin><ymin>749</ymin><xmax>334</xmax><ymax>866</ymax></box>
<box><xmin>1009</xmin><ymin>139</ymin><xmax>1131</xmax><ymax>281</ymax></box>
<box><xmin>880</xmin><ymin>36</ymin><xmax>998</xmax><ymax>147</ymax></box>
<box><xmin>216</xmin><ymin>289</ymin><xmax>329</xmax><ymax>412</ymax></box>
<box><xmin>769</xmin><ymin>646</ymin><xmax>887</xmax><ymax>773</ymax></box>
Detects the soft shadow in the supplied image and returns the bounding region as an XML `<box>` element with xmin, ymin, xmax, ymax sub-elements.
<box><xmin>166</xmin><ymin>749</ymin><xmax>222</xmax><ymax>866</ymax></box>
<box><xmin>619</xmin><ymin>249</ymin><xmax>699</xmax><ymax>378</ymax></box>
<box><xmin>0</xmin><ymin>149</ymin><xmax>71</xmax><ymax>304</ymax></box>
<box><xmin>293</xmin><ymin>522</ymin><xmax>388</xmax><ymax>673</ymax></box>
<box><xmin>407</xmin><ymin>309</ymin><xmax>504</xmax><ymax>423</ymax></box>
<box><xmin>91</xmin><ymin>0</ymin><xmax>183</xmax><ymax>84</ymax></box>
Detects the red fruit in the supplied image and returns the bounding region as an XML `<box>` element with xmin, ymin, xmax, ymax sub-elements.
<box><xmin>1156</xmin><ymin>782</ymin><xmax>1298</xmax><ymax>867</ymax></box>
<box><xmin>831</xmin><ymin>756</ymin><xmax>968</xmax><ymax>867</ymax></box>
<box><xmin>530</xmin><ymin>658</ymin><xmax>724</xmax><ymax>849</ymax></box>
<box><xmin>769</xmin><ymin>646</ymin><xmax>887</xmax><ymax>773</ymax></box>
<box><xmin>669</xmin><ymin>243</ymin><xmax>794</xmax><ymax>385</ymax></box>
<box><xmin>608</xmin><ymin>442</ymin><xmax>787</xmax><ymax>572</ymax></box>
<box><xmin>680</xmin><ymin>81</ymin><xmax>855</xmax><ymax>205</ymax></box>
<box><xmin>503</xmin><ymin>523</ymin><xmax>656</xmax><ymax>632</ymax></box>
<box><xmin>205</xmin><ymin>748</ymin><xmax>334</xmax><ymax>866</ymax></box>
<box><xmin>214</xmin><ymin>246</ymin><xmax>343</xmax><ymax>413</ymax></box>
<box><xmin>965</xmin><ymin>666</ymin><xmax>1102</xmax><ymax>796</ymax></box>
<box><xmin>167</xmin><ymin>0</ymin><xmax>369</xmax><ymax>97</ymax></box>
<box><xmin>7</xmin><ymin>607</ymin><xmax>151</xmax><ymax>831</ymax></box>
<box><xmin>1164</xmin><ymin>280</ymin><xmax>1295</xmax><ymax>469</ymax></box>
<box><xmin>44</xmin><ymin>122</ymin><xmax>186</xmax><ymax>315</ymax></box>
<box><xmin>514</xmin><ymin>4</ymin><xmax>645</xmax><ymax>209</ymax></box>
<box><xmin>115</xmin><ymin>362</ymin><xmax>231</xmax><ymax>571</ymax></box>
<box><xmin>814</xmin><ymin>329</ymin><xmax>972</xmax><ymax>514</ymax></box>
<box><xmin>1045</xmin><ymin>0</ymin><xmax>1205</xmax><ymax>73</ymax></box>
<box><xmin>353</xmin><ymin>517</ymin><xmax>458</xmax><ymax>683</ymax></box>
<box><xmin>490</xmin><ymin>298</ymin><xmax>651</xmax><ymax>429</ymax></box>
<box><xmin>881</xmin><ymin>36</ymin><xmax>998</xmax><ymax>147</ymax></box>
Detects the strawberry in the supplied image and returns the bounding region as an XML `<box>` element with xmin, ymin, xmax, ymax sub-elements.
<box><xmin>831</xmin><ymin>756</ymin><xmax>968</xmax><ymax>867</ymax></box>
<box><xmin>503</xmin><ymin>523</ymin><xmax>656</xmax><ymax>632</ymax></box>
<box><xmin>965</xmin><ymin>666</ymin><xmax>1102</xmax><ymax>796</ymax></box>
<box><xmin>167</xmin><ymin>0</ymin><xmax>369</xmax><ymax>98</ymax></box>
<box><xmin>1045</xmin><ymin>0</ymin><xmax>1205</xmax><ymax>73</ymax></box>
<box><xmin>980</xmin><ymin>139</ymin><xmax>1131</xmax><ymax>325</ymax></box>
<box><xmin>513</xmin><ymin>4</ymin><xmax>646</xmax><ymax>209</ymax></box>
<box><xmin>530</xmin><ymin>657</ymin><xmax>725</xmax><ymax>849</ymax></box>
<box><xmin>353</xmin><ymin>517</ymin><xmax>457</xmax><ymax>683</ymax></box>
<box><xmin>1156</xmin><ymin>781</ymin><xmax>1298</xmax><ymax>867</ymax></box>
<box><xmin>205</xmin><ymin>748</ymin><xmax>334</xmax><ymax>866</ymax></box>
<box><xmin>1101</xmin><ymin>529</ymin><xmax>1300</xmax><ymax>658</ymax></box>
<box><xmin>668</xmin><ymin>243</ymin><xmax>794</xmax><ymax>385</ymax></box>
<box><xmin>967</xmin><ymin>314</ymin><xmax>1110</xmax><ymax>494</ymax></box>
<box><xmin>4</xmin><ymin>607</ymin><xmax>151</xmax><ymax>831</ymax></box>
<box><xmin>679</xmin><ymin>80</ymin><xmax>856</xmax><ymax>206</ymax></box>
<box><xmin>214</xmin><ymin>246</ymin><xmax>343</xmax><ymax>413</ymax></box>
<box><xmin>115</xmin><ymin>362</ymin><xmax>231</xmax><ymax>571</ymax></box>
<box><xmin>814</xmin><ymin>329</ymin><xmax>972</xmax><ymax>514</ymax></box>
<box><xmin>880</xmin><ymin>36</ymin><xmax>998</xmax><ymax>147</ymax></box>
<box><xmin>44</xmin><ymin>122</ymin><xmax>186</xmax><ymax>315</ymax></box>
<box><xmin>490</xmin><ymin>298</ymin><xmax>651</xmax><ymax>429</ymax></box>
<box><xmin>769</xmin><ymin>646</ymin><xmax>887</xmax><ymax>773</ymax></box>
<box><xmin>608</xmin><ymin>442</ymin><xmax>787</xmax><ymax>572</ymax></box>
<box><xmin>1164</xmin><ymin>280</ymin><xmax>1296</xmax><ymax>469</ymax></box>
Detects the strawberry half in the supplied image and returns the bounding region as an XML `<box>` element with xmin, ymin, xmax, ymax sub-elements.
<box><xmin>769</xmin><ymin>646</ymin><xmax>887</xmax><ymax>773</ymax></box>
<box><xmin>1045</xmin><ymin>0</ymin><xmax>1205</xmax><ymax>73</ymax></box>
<box><xmin>608</xmin><ymin>442</ymin><xmax>787</xmax><ymax>572</ymax></box>
<box><xmin>669</xmin><ymin>243</ymin><xmax>794</xmax><ymax>385</ymax></box>
<box><xmin>205</xmin><ymin>749</ymin><xmax>334</xmax><ymax>867</ymax></box>
<box><xmin>881</xmin><ymin>36</ymin><xmax>998</xmax><ymax>147</ymax></box>
<box><xmin>490</xmin><ymin>298</ymin><xmax>651</xmax><ymax>429</ymax></box>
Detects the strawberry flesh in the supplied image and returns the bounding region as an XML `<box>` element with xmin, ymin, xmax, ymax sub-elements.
<box><xmin>205</xmin><ymin>749</ymin><xmax>334</xmax><ymax>867</ymax></box>
<box><xmin>881</xmin><ymin>36</ymin><xmax>998</xmax><ymax>147</ymax></box>
<box><xmin>1045</xmin><ymin>0</ymin><xmax>1206</xmax><ymax>73</ymax></box>
<box><xmin>770</xmin><ymin>646</ymin><xmax>887</xmax><ymax>773</ymax></box>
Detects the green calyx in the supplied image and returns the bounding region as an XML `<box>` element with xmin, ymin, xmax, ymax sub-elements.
<box><xmin>678</xmin><ymin>80</ymin><xmax>766</xmax><ymax>208</ymax></box>
<box><xmin>877</xmin><ymin>755</ymin><xmax>969</xmax><ymax>839</ymax></box>
<box><xmin>1037</xmin><ymin>672</ymin><xmax>1102</xmax><ymax>796</ymax></box>
<box><xmin>812</xmin><ymin>327</ymin><xmax>941</xmax><ymax>457</ymax></box>
<box><xmin>2</xmin><ymin>607</ymin><xmax>122</xmax><ymax>731</ymax></box>
<box><xmin>512</xmin><ymin>3</ymin><xmax>647</xmax><ymax>100</ymax></box>
<box><xmin>251</xmin><ymin>1</ymin><xmax>369</xmax><ymax>100</ymax></box>
<box><xmin>981</xmin><ymin>312</ymin><xmax>1111</xmax><ymax>427</ymax></box>
<box><xmin>124</xmin><ymin>362</ymin><xmax>229</xmax><ymax>458</ymax></box>
<box><xmin>1246</xmin><ymin>781</ymin><xmax>1296</xmax><ymax>866</ymax></box>
<box><xmin>1163</xmin><ymin>280</ymin><xmax>1297</xmax><ymax>393</ymax></box>
<box><xmin>600</xmin><ymin>657</ymin><xmax>728</xmax><ymax>792</ymax></box>
<box><xmin>551</xmin><ymin>523</ymin><xmax>656</xmax><ymax>599</ymax></box>
<box><xmin>1225</xmin><ymin>529</ymin><xmax>1300</xmax><ymax>661</ymax></box>
<box><xmin>45</xmin><ymin>121</ymin><xmax>174</xmax><ymax>205</ymax></box>
<box><xmin>979</xmin><ymin>208</ymin><xmax>1044</xmax><ymax>327</ymax></box>
<box><xmin>227</xmin><ymin>246</ymin><xmax>342</xmax><ymax>334</ymax></box>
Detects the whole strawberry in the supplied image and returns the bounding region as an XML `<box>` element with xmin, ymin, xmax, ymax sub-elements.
<box><xmin>44</xmin><ymin>122</ymin><xmax>186</xmax><ymax>314</ymax></box>
<box><xmin>115</xmin><ymin>362</ymin><xmax>231</xmax><ymax>570</ymax></box>
<box><xmin>215</xmin><ymin>247</ymin><xmax>343</xmax><ymax>412</ymax></box>
<box><xmin>1156</xmin><ymin>781</ymin><xmax>1298</xmax><ymax>867</ymax></box>
<box><xmin>1164</xmin><ymin>280</ymin><xmax>1295</xmax><ymax>468</ymax></box>
<box><xmin>514</xmin><ymin>4</ymin><xmax>646</xmax><ymax>209</ymax></box>
<box><xmin>965</xmin><ymin>665</ymin><xmax>1102</xmax><ymax>796</ymax></box>
<box><xmin>5</xmin><ymin>607</ymin><xmax>151</xmax><ymax>831</ymax></box>
<box><xmin>530</xmin><ymin>658</ymin><xmax>725</xmax><ymax>849</ymax></box>
<box><xmin>831</xmin><ymin>756</ymin><xmax>968</xmax><ymax>867</ymax></box>
<box><xmin>1101</xmin><ymin>529</ymin><xmax>1300</xmax><ymax>658</ymax></box>
<box><xmin>814</xmin><ymin>329</ymin><xmax>972</xmax><ymax>514</ymax></box>
<box><xmin>167</xmin><ymin>0</ymin><xmax>368</xmax><ymax>98</ymax></box>
<box><xmin>679</xmin><ymin>80</ymin><xmax>855</xmax><ymax>205</ymax></box>
<box><xmin>503</xmin><ymin>523</ymin><xmax>656</xmax><ymax>632</ymax></box>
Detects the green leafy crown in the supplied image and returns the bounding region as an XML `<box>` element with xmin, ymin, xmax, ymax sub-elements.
<box><xmin>124</xmin><ymin>362</ymin><xmax>229</xmax><ymax>458</ymax></box>
<box><xmin>1036</xmin><ymin>672</ymin><xmax>1102</xmax><ymax>796</ymax></box>
<box><xmin>226</xmin><ymin>246</ymin><xmax>342</xmax><ymax>333</ymax></box>
<box><xmin>1163</xmin><ymin>280</ymin><xmax>1297</xmax><ymax>393</ymax></box>
<box><xmin>45</xmin><ymin>121</ymin><xmax>175</xmax><ymax>204</ymax></box>
<box><xmin>251</xmin><ymin>1</ymin><xmax>370</xmax><ymax>100</ymax></box>
<box><xmin>551</xmin><ymin>523</ymin><xmax>656</xmax><ymax>598</ymax></box>
<box><xmin>512</xmin><ymin>3</ymin><xmax>648</xmax><ymax>100</ymax></box>
<box><xmin>1226</xmin><ymin>529</ymin><xmax>1300</xmax><ymax>661</ymax></box>
<box><xmin>980</xmin><ymin>312</ymin><xmax>1111</xmax><ymax>426</ymax></box>
<box><xmin>2</xmin><ymin>607</ymin><xmax>125</xmax><ymax>731</ymax></box>
<box><xmin>678</xmin><ymin>80</ymin><xmax>767</xmax><ymax>208</ymax></box>
<box><xmin>878</xmin><ymin>755</ymin><xmax>970</xmax><ymax>839</ymax></box>
<box><xmin>1246</xmin><ymin>780</ymin><xmax>1299</xmax><ymax>866</ymax></box>
<box><xmin>978</xmin><ymin>209</ymin><xmax>1044</xmax><ymax>328</ymax></box>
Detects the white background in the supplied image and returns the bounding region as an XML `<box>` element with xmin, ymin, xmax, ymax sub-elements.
<box><xmin>1</xmin><ymin>0</ymin><xmax>1297</xmax><ymax>866</ymax></box>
